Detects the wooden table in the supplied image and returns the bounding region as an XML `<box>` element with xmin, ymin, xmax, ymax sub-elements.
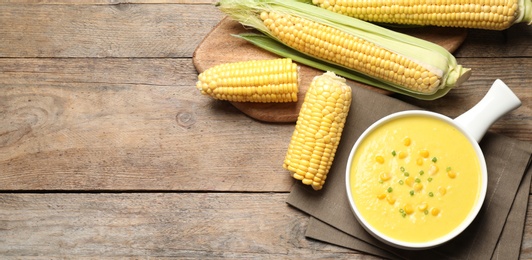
<box><xmin>1</xmin><ymin>1</ymin><xmax>530</xmax><ymax>258</ymax></box>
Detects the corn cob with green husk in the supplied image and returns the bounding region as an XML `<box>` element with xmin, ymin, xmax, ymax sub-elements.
<box><xmin>308</xmin><ymin>0</ymin><xmax>532</xmax><ymax>30</ymax></box>
<box><xmin>196</xmin><ymin>58</ymin><xmax>299</xmax><ymax>102</ymax></box>
<box><xmin>284</xmin><ymin>71</ymin><xmax>352</xmax><ymax>190</ymax></box>
<box><xmin>216</xmin><ymin>0</ymin><xmax>471</xmax><ymax>98</ymax></box>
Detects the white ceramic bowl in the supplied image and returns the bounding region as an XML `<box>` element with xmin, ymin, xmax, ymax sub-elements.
<box><xmin>345</xmin><ymin>79</ymin><xmax>521</xmax><ymax>250</ymax></box>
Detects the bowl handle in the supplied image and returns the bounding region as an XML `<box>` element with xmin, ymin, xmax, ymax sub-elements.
<box><xmin>454</xmin><ymin>79</ymin><xmax>521</xmax><ymax>143</ymax></box>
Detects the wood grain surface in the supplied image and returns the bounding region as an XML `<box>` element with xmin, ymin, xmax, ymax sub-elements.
<box><xmin>0</xmin><ymin>59</ymin><xmax>295</xmax><ymax>191</ymax></box>
<box><xmin>0</xmin><ymin>1</ymin><xmax>531</xmax><ymax>259</ymax></box>
<box><xmin>0</xmin><ymin>4</ymin><xmax>224</xmax><ymax>57</ymax></box>
<box><xmin>0</xmin><ymin>193</ymin><xmax>370</xmax><ymax>258</ymax></box>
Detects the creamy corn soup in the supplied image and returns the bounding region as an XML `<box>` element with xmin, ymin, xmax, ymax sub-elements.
<box><xmin>349</xmin><ymin>115</ymin><xmax>482</xmax><ymax>243</ymax></box>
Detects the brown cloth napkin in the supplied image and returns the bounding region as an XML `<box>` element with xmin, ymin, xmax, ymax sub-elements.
<box><xmin>286</xmin><ymin>85</ymin><xmax>532</xmax><ymax>260</ymax></box>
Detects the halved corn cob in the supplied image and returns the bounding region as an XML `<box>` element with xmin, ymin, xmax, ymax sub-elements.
<box><xmin>310</xmin><ymin>0</ymin><xmax>532</xmax><ymax>30</ymax></box>
<box><xmin>283</xmin><ymin>71</ymin><xmax>352</xmax><ymax>190</ymax></box>
<box><xmin>216</xmin><ymin>0</ymin><xmax>471</xmax><ymax>96</ymax></box>
<box><xmin>196</xmin><ymin>58</ymin><xmax>299</xmax><ymax>102</ymax></box>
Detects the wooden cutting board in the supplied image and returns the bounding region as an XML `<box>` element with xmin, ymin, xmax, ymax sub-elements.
<box><xmin>193</xmin><ymin>17</ymin><xmax>467</xmax><ymax>123</ymax></box>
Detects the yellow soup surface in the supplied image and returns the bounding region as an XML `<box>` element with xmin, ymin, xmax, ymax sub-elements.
<box><xmin>349</xmin><ymin>115</ymin><xmax>482</xmax><ymax>243</ymax></box>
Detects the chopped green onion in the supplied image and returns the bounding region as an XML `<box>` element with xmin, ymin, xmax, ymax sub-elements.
<box><xmin>432</xmin><ymin>157</ymin><xmax>438</xmax><ymax>162</ymax></box>
<box><xmin>429</xmin><ymin>192</ymin><xmax>434</xmax><ymax>197</ymax></box>
<box><xmin>392</xmin><ymin>150</ymin><xmax>396</xmax><ymax>156</ymax></box>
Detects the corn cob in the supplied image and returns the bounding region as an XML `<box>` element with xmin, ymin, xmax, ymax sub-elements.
<box><xmin>196</xmin><ymin>58</ymin><xmax>299</xmax><ymax>102</ymax></box>
<box><xmin>310</xmin><ymin>0</ymin><xmax>532</xmax><ymax>30</ymax></box>
<box><xmin>283</xmin><ymin>71</ymin><xmax>352</xmax><ymax>190</ymax></box>
<box><xmin>216</xmin><ymin>0</ymin><xmax>471</xmax><ymax>96</ymax></box>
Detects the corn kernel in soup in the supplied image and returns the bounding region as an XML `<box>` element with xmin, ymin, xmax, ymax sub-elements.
<box><xmin>349</xmin><ymin>115</ymin><xmax>482</xmax><ymax>243</ymax></box>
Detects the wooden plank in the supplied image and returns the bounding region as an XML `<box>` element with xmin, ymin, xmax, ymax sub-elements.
<box><xmin>0</xmin><ymin>57</ymin><xmax>530</xmax><ymax>191</ymax></box>
<box><xmin>0</xmin><ymin>192</ymin><xmax>530</xmax><ymax>259</ymax></box>
<box><xmin>455</xmin><ymin>23</ymin><xmax>532</xmax><ymax>58</ymax></box>
<box><xmin>0</xmin><ymin>193</ymin><xmax>374</xmax><ymax>259</ymax></box>
<box><xmin>0</xmin><ymin>58</ymin><xmax>295</xmax><ymax>191</ymax></box>
<box><xmin>0</xmin><ymin>4</ymin><xmax>224</xmax><ymax>58</ymax></box>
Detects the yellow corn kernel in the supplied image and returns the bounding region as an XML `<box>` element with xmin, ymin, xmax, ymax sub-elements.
<box><xmin>398</xmin><ymin>151</ymin><xmax>408</xmax><ymax>159</ymax></box>
<box><xmin>414</xmin><ymin>183</ymin><xmax>424</xmax><ymax>192</ymax></box>
<box><xmin>448</xmin><ymin>170</ymin><xmax>457</xmax><ymax>178</ymax></box>
<box><xmin>404</xmin><ymin>204</ymin><xmax>414</xmax><ymax>215</ymax></box>
<box><xmin>439</xmin><ymin>186</ymin><xmax>447</xmax><ymax>196</ymax></box>
<box><xmin>375</xmin><ymin>155</ymin><xmax>385</xmax><ymax>164</ymax></box>
<box><xmin>416</xmin><ymin>157</ymin><xmax>424</xmax><ymax>166</ymax></box>
<box><xmin>386</xmin><ymin>195</ymin><xmax>396</xmax><ymax>204</ymax></box>
<box><xmin>311</xmin><ymin>0</ymin><xmax>532</xmax><ymax>30</ymax></box>
<box><xmin>431</xmin><ymin>207</ymin><xmax>441</xmax><ymax>216</ymax></box>
<box><xmin>283</xmin><ymin>72</ymin><xmax>352</xmax><ymax>190</ymax></box>
<box><xmin>428</xmin><ymin>164</ymin><xmax>439</xmax><ymax>175</ymax></box>
<box><xmin>380</xmin><ymin>172</ymin><xmax>391</xmax><ymax>181</ymax></box>
<box><xmin>405</xmin><ymin>176</ymin><xmax>415</xmax><ymax>187</ymax></box>
<box><xmin>196</xmin><ymin>58</ymin><xmax>299</xmax><ymax>102</ymax></box>
<box><xmin>403</xmin><ymin>137</ymin><xmax>411</xmax><ymax>146</ymax></box>
<box><xmin>377</xmin><ymin>193</ymin><xmax>386</xmax><ymax>200</ymax></box>
<box><xmin>419</xmin><ymin>149</ymin><xmax>429</xmax><ymax>158</ymax></box>
<box><xmin>418</xmin><ymin>202</ymin><xmax>428</xmax><ymax>211</ymax></box>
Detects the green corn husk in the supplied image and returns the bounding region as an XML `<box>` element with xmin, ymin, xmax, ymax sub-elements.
<box><xmin>216</xmin><ymin>0</ymin><xmax>472</xmax><ymax>100</ymax></box>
